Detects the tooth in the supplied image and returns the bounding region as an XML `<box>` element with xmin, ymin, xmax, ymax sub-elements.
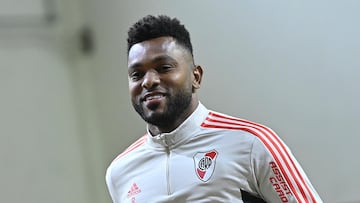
<box><xmin>147</xmin><ymin>95</ymin><xmax>162</xmax><ymax>100</ymax></box>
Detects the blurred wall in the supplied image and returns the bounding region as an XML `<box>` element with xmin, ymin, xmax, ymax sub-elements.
<box><xmin>1</xmin><ymin>1</ymin><xmax>359</xmax><ymax>203</ymax></box>
<box><xmin>0</xmin><ymin>38</ymin><xmax>89</xmax><ymax>203</ymax></box>
<box><xmin>0</xmin><ymin>0</ymin><xmax>105</xmax><ymax>202</ymax></box>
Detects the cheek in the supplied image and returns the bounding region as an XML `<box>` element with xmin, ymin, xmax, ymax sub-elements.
<box><xmin>169</xmin><ymin>68</ymin><xmax>191</xmax><ymax>83</ymax></box>
<box><xmin>171</xmin><ymin>71</ymin><xmax>193</xmax><ymax>89</ymax></box>
<box><xmin>129</xmin><ymin>82</ymin><xmax>141</xmax><ymax>98</ymax></box>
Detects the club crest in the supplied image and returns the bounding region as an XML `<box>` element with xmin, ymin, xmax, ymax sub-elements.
<box><xmin>193</xmin><ymin>150</ymin><xmax>218</xmax><ymax>182</ymax></box>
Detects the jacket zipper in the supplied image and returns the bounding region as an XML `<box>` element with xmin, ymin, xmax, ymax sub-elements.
<box><xmin>158</xmin><ymin>134</ymin><xmax>172</xmax><ymax>196</ymax></box>
<box><xmin>165</xmin><ymin>146</ymin><xmax>171</xmax><ymax>195</ymax></box>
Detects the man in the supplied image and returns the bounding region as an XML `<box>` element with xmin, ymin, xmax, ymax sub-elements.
<box><xmin>106</xmin><ymin>15</ymin><xmax>322</xmax><ymax>203</ymax></box>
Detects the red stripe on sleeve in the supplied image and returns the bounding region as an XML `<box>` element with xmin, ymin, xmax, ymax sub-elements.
<box><xmin>201</xmin><ymin>112</ymin><xmax>317</xmax><ymax>203</ymax></box>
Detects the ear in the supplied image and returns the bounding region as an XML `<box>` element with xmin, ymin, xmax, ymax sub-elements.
<box><xmin>192</xmin><ymin>65</ymin><xmax>203</xmax><ymax>91</ymax></box>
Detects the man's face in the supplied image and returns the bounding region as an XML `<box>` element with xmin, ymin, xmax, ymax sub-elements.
<box><xmin>127</xmin><ymin>37</ymin><xmax>197</xmax><ymax>128</ymax></box>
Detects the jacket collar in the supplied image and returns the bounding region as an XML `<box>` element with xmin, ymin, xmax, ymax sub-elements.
<box><xmin>146</xmin><ymin>102</ymin><xmax>209</xmax><ymax>149</ymax></box>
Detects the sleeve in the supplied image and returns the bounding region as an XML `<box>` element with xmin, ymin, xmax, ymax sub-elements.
<box><xmin>105</xmin><ymin>164</ymin><xmax>118</xmax><ymax>203</ymax></box>
<box><xmin>249</xmin><ymin>130</ymin><xmax>323</xmax><ymax>203</ymax></box>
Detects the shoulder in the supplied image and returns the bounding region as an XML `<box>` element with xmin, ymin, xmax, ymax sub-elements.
<box><xmin>111</xmin><ymin>134</ymin><xmax>148</xmax><ymax>164</ymax></box>
<box><xmin>106</xmin><ymin>134</ymin><xmax>147</xmax><ymax>186</ymax></box>
<box><xmin>200</xmin><ymin>110</ymin><xmax>286</xmax><ymax>153</ymax></box>
<box><xmin>106</xmin><ymin>134</ymin><xmax>148</xmax><ymax>184</ymax></box>
<box><xmin>201</xmin><ymin>110</ymin><xmax>276</xmax><ymax>135</ymax></box>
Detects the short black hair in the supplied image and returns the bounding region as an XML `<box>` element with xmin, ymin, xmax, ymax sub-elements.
<box><xmin>127</xmin><ymin>15</ymin><xmax>193</xmax><ymax>56</ymax></box>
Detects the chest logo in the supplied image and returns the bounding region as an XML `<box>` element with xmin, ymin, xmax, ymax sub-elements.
<box><xmin>127</xmin><ymin>182</ymin><xmax>141</xmax><ymax>202</ymax></box>
<box><xmin>193</xmin><ymin>150</ymin><xmax>218</xmax><ymax>182</ymax></box>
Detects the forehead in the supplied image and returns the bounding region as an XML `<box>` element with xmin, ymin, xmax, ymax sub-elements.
<box><xmin>128</xmin><ymin>37</ymin><xmax>188</xmax><ymax>68</ymax></box>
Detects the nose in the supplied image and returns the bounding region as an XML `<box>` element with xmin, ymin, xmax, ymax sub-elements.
<box><xmin>141</xmin><ymin>70</ymin><xmax>160</xmax><ymax>89</ymax></box>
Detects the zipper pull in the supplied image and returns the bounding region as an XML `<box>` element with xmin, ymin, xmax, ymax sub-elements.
<box><xmin>156</xmin><ymin>134</ymin><xmax>169</xmax><ymax>147</ymax></box>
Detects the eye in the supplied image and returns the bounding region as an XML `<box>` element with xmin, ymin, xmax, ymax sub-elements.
<box><xmin>129</xmin><ymin>71</ymin><xmax>144</xmax><ymax>81</ymax></box>
<box><xmin>158</xmin><ymin>65</ymin><xmax>173</xmax><ymax>73</ymax></box>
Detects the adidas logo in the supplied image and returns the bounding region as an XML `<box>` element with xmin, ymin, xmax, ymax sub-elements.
<box><xmin>127</xmin><ymin>183</ymin><xmax>141</xmax><ymax>198</ymax></box>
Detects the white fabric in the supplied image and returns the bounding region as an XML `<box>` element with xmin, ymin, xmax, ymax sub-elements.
<box><xmin>106</xmin><ymin>103</ymin><xmax>322</xmax><ymax>203</ymax></box>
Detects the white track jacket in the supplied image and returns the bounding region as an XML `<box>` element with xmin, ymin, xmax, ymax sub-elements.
<box><xmin>106</xmin><ymin>103</ymin><xmax>322</xmax><ymax>203</ymax></box>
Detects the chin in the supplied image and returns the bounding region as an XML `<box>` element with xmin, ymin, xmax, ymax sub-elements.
<box><xmin>144</xmin><ymin>109</ymin><xmax>165</xmax><ymax>120</ymax></box>
<box><xmin>143</xmin><ymin>109</ymin><xmax>172</xmax><ymax>126</ymax></box>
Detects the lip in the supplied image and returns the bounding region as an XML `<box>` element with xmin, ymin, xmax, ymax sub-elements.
<box><xmin>141</xmin><ymin>91</ymin><xmax>167</xmax><ymax>102</ymax></box>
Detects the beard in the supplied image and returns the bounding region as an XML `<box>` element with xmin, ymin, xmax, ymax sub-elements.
<box><xmin>132</xmin><ymin>88</ymin><xmax>192</xmax><ymax>128</ymax></box>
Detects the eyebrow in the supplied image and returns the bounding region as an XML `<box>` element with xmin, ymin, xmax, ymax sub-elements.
<box><xmin>128</xmin><ymin>55</ymin><xmax>178</xmax><ymax>70</ymax></box>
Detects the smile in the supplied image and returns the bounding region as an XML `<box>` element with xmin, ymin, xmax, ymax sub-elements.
<box><xmin>145</xmin><ymin>94</ymin><xmax>164</xmax><ymax>101</ymax></box>
<box><xmin>142</xmin><ymin>91</ymin><xmax>167</xmax><ymax>102</ymax></box>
